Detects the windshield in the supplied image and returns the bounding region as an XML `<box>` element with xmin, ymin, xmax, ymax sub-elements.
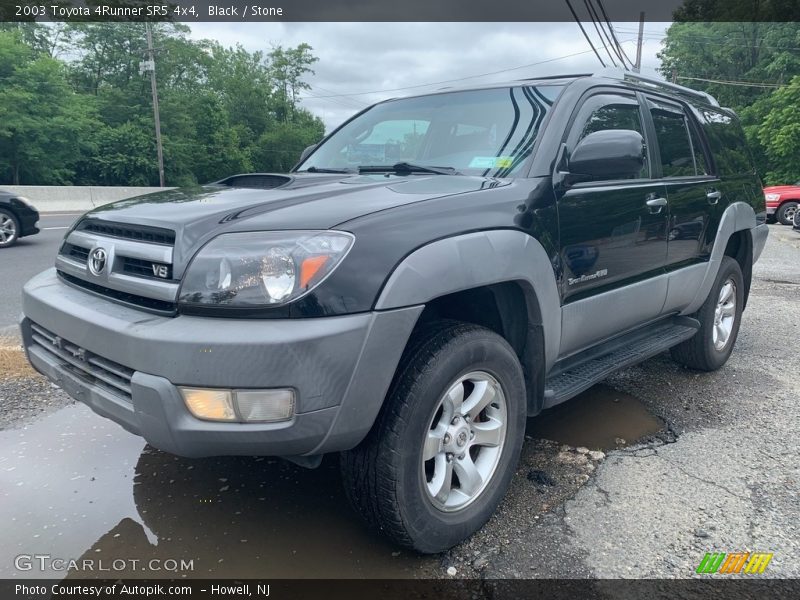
<box><xmin>298</xmin><ymin>85</ymin><xmax>562</xmax><ymax>177</ymax></box>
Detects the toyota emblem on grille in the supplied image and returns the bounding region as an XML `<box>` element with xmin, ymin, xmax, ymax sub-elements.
<box><xmin>88</xmin><ymin>247</ymin><xmax>108</xmax><ymax>275</ymax></box>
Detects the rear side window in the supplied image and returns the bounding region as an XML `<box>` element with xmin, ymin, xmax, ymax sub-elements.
<box><xmin>650</xmin><ymin>108</ymin><xmax>696</xmax><ymax>177</ymax></box>
<box><xmin>688</xmin><ymin>121</ymin><xmax>711</xmax><ymax>176</ymax></box>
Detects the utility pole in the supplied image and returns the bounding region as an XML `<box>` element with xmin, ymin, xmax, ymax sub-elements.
<box><xmin>634</xmin><ymin>11</ymin><xmax>645</xmax><ymax>73</ymax></box>
<box><xmin>142</xmin><ymin>22</ymin><xmax>165</xmax><ymax>187</ymax></box>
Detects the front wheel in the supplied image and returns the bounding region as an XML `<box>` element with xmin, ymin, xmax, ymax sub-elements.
<box><xmin>670</xmin><ymin>256</ymin><xmax>744</xmax><ymax>371</ymax></box>
<box><xmin>777</xmin><ymin>201</ymin><xmax>798</xmax><ymax>226</ymax></box>
<box><xmin>341</xmin><ymin>322</ymin><xmax>526</xmax><ymax>553</ymax></box>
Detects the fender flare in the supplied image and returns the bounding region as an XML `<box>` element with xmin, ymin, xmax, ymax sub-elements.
<box><xmin>681</xmin><ymin>201</ymin><xmax>758</xmax><ymax>315</ymax></box>
<box><xmin>375</xmin><ymin>229</ymin><xmax>561</xmax><ymax>370</ymax></box>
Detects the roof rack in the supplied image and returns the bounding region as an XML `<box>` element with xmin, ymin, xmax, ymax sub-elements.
<box><xmin>521</xmin><ymin>73</ymin><xmax>592</xmax><ymax>82</ymax></box>
<box><xmin>593</xmin><ymin>68</ymin><xmax>720</xmax><ymax>107</ymax></box>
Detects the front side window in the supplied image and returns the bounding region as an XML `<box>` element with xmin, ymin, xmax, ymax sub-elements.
<box><xmin>571</xmin><ymin>95</ymin><xmax>648</xmax><ymax>180</ymax></box>
<box><xmin>298</xmin><ymin>86</ymin><xmax>562</xmax><ymax>177</ymax></box>
<box><xmin>579</xmin><ymin>103</ymin><xmax>644</xmax><ymax>141</ymax></box>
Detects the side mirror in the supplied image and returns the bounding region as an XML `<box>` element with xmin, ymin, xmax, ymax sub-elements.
<box><xmin>298</xmin><ymin>144</ymin><xmax>318</xmax><ymax>163</ymax></box>
<box><xmin>569</xmin><ymin>130</ymin><xmax>645</xmax><ymax>179</ymax></box>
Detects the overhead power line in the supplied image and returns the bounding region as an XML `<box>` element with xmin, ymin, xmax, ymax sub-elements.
<box><xmin>583</xmin><ymin>0</ymin><xmax>618</xmax><ymax>66</ymax></box>
<box><xmin>565</xmin><ymin>0</ymin><xmax>606</xmax><ymax>67</ymax></box>
<box><xmin>299</xmin><ymin>40</ymin><xmax>635</xmax><ymax>102</ymax></box>
<box><xmin>596</xmin><ymin>0</ymin><xmax>636</xmax><ymax>69</ymax></box>
<box><xmin>676</xmin><ymin>75</ymin><xmax>784</xmax><ymax>88</ymax></box>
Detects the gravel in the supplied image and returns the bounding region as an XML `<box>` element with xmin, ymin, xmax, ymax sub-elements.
<box><xmin>0</xmin><ymin>375</ymin><xmax>74</xmax><ymax>430</ymax></box>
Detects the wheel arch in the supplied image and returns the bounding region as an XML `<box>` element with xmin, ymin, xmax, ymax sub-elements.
<box><xmin>682</xmin><ymin>202</ymin><xmax>758</xmax><ymax>315</ymax></box>
<box><xmin>374</xmin><ymin>230</ymin><xmax>561</xmax><ymax>415</ymax></box>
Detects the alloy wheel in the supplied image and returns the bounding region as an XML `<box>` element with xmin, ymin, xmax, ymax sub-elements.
<box><xmin>0</xmin><ymin>214</ymin><xmax>17</xmax><ymax>246</ymax></box>
<box><xmin>422</xmin><ymin>371</ymin><xmax>507</xmax><ymax>512</ymax></box>
<box><xmin>713</xmin><ymin>278</ymin><xmax>737</xmax><ymax>351</ymax></box>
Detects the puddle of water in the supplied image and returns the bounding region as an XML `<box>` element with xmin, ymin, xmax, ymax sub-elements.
<box><xmin>527</xmin><ymin>384</ymin><xmax>663</xmax><ymax>450</ymax></box>
<box><xmin>0</xmin><ymin>404</ymin><xmax>429</xmax><ymax>579</ymax></box>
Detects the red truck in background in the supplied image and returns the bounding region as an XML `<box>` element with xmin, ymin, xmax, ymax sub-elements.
<box><xmin>764</xmin><ymin>183</ymin><xmax>800</xmax><ymax>225</ymax></box>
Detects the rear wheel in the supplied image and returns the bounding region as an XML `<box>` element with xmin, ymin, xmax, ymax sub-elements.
<box><xmin>340</xmin><ymin>321</ymin><xmax>526</xmax><ymax>553</ymax></box>
<box><xmin>670</xmin><ymin>256</ymin><xmax>744</xmax><ymax>371</ymax></box>
<box><xmin>777</xmin><ymin>201</ymin><xmax>798</xmax><ymax>226</ymax></box>
<box><xmin>0</xmin><ymin>209</ymin><xmax>19</xmax><ymax>248</ymax></box>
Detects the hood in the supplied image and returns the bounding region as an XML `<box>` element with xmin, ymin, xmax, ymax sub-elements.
<box><xmin>82</xmin><ymin>172</ymin><xmax>509</xmax><ymax>264</ymax></box>
<box><xmin>763</xmin><ymin>185</ymin><xmax>800</xmax><ymax>194</ymax></box>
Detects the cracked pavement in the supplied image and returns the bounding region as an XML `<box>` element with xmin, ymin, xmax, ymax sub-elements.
<box><xmin>448</xmin><ymin>224</ymin><xmax>799</xmax><ymax>579</ymax></box>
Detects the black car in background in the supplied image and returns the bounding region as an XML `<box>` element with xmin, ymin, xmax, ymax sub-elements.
<box><xmin>0</xmin><ymin>190</ymin><xmax>40</xmax><ymax>248</ymax></box>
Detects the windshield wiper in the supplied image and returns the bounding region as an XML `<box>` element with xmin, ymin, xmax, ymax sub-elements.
<box><xmin>359</xmin><ymin>162</ymin><xmax>460</xmax><ymax>175</ymax></box>
<box><xmin>300</xmin><ymin>166</ymin><xmax>356</xmax><ymax>174</ymax></box>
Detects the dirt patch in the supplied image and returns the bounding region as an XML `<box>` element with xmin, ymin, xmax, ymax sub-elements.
<box><xmin>0</xmin><ymin>336</ymin><xmax>37</xmax><ymax>379</ymax></box>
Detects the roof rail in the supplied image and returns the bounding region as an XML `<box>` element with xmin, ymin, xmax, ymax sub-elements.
<box><xmin>520</xmin><ymin>73</ymin><xmax>592</xmax><ymax>81</ymax></box>
<box><xmin>593</xmin><ymin>67</ymin><xmax>720</xmax><ymax>107</ymax></box>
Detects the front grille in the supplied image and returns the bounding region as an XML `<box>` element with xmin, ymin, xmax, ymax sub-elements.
<box><xmin>120</xmin><ymin>256</ymin><xmax>173</xmax><ymax>281</ymax></box>
<box><xmin>58</xmin><ymin>271</ymin><xmax>176</xmax><ymax>314</ymax></box>
<box><xmin>63</xmin><ymin>243</ymin><xmax>90</xmax><ymax>263</ymax></box>
<box><xmin>77</xmin><ymin>219</ymin><xmax>176</xmax><ymax>246</ymax></box>
<box><xmin>29</xmin><ymin>322</ymin><xmax>134</xmax><ymax>400</ymax></box>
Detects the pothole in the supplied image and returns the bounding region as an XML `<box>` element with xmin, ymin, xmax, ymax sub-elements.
<box><xmin>527</xmin><ymin>384</ymin><xmax>665</xmax><ymax>450</ymax></box>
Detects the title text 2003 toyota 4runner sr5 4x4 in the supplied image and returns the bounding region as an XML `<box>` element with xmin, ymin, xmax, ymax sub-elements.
<box><xmin>22</xmin><ymin>69</ymin><xmax>768</xmax><ymax>553</ymax></box>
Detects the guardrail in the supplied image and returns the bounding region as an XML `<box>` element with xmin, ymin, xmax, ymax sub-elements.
<box><xmin>1</xmin><ymin>185</ymin><xmax>175</xmax><ymax>213</ymax></box>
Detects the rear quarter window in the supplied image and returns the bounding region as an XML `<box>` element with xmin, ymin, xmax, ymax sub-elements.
<box><xmin>697</xmin><ymin>107</ymin><xmax>754</xmax><ymax>176</ymax></box>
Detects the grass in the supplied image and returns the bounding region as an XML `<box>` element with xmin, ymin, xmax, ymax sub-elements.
<box><xmin>0</xmin><ymin>336</ymin><xmax>38</xmax><ymax>379</ymax></box>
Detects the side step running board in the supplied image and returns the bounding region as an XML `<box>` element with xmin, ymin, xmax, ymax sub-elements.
<box><xmin>543</xmin><ymin>318</ymin><xmax>699</xmax><ymax>409</ymax></box>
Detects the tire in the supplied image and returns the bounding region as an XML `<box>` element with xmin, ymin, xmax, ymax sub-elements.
<box><xmin>0</xmin><ymin>209</ymin><xmax>20</xmax><ymax>248</ymax></box>
<box><xmin>670</xmin><ymin>256</ymin><xmax>744</xmax><ymax>371</ymax></box>
<box><xmin>340</xmin><ymin>321</ymin><xmax>526</xmax><ymax>553</ymax></box>
<box><xmin>776</xmin><ymin>201</ymin><xmax>799</xmax><ymax>226</ymax></box>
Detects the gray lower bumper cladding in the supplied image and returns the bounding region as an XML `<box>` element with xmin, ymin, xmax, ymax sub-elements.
<box><xmin>21</xmin><ymin>268</ymin><xmax>421</xmax><ymax>458</ymax></box>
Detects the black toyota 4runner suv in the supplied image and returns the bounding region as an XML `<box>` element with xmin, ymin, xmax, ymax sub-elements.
<box><xmin>22</xmin><ymin>69</ymin><xmax>767</xmax><ymax>553</ymax></box>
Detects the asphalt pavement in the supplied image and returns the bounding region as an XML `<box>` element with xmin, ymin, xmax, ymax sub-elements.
<box><xmin>0</xmin><ymin>212</ymin><xmax>82</xmax><ymax>335</ymax></box>
<box><xmin>1</xmin><ymin>223</ymin><xmax>798</xmax><ymax>581</ymax></box>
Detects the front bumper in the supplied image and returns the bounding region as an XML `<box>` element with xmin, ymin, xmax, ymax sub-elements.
<box><xmin>766</xmin><ymin>205</ymin><xmax>777</xmax><ymax>215</ymax></box>
<box><xmin>18</xmin><ymin>207</ymin><xmax>40</xmax><ymax>237</ymax></box>
<box><xmin>22</xmin><ymin>269</ymin><xmax>421</xmax><ymax>458</ymax></box>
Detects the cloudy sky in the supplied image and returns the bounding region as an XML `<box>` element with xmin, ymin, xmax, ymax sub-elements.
<box><xmin>189</xmin><ymin>22</ymin><xmax>671</xmax><ymax>132</ymax></box>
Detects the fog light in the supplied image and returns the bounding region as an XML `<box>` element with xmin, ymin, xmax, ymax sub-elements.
<box><xmin>234</xmin><ymin>389</ymin><xmax>295</xmax><ymax>422</ymax></box>
<box><xmin>179</xmin><ymin>387</ymin><xmax>295</xmax><ymax>423</ymax></box>
<box><xmin>180</xmin><ymin>388</ymin><xmax>236</xmax><ymax>421</ymax></box>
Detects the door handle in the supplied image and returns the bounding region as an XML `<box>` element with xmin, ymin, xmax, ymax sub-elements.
<box><xmin>707</xmin><ymin>190</ymin><xmax>722</xmax><ymax>205</ymax></box>
<box><xmin>646</xmin><ymin>196</ymin><xmax>667</xmax><ymax>214</ymax></box>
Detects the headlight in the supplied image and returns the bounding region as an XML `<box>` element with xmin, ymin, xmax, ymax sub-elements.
<box><xmin>178</xmin><ymin>230</ymin><xmax>354</xmax><ymax>308</ymax></box>
<box><xmin>765</xmin><ymin>193</ymin><xmax>780</xmax><ymax>201</ymax></box>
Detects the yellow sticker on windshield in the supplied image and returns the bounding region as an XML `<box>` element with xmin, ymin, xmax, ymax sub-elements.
<box><xmin>469</xmin><ymin>156</ymin><xmax>514</xmax><ymax>169</ymax></box>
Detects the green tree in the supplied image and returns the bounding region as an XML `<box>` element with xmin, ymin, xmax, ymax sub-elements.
<box><xmin>268</xmin><ymin>43</ymin><xmax>318</xmax><ymax>122</ymax></box>
<box><xmin>0</xmin><ymin>31</ymin><xmax>97</xmax><ymax>184</ymax></box>
<box><xmin>755</xmin><ymin>75</ymin><xmax>800</xmax><ymax>184</ymax></box>
<box><xmin>658</xmin><ymin>5</ymin><xmax>800</xmax><ymax>184</ymax></box>
<box><xmin>253</xmin><ymin>109</ymin><xmax>325</xmax><ymax>172</ymax></box>
<box><xmin>0</xmin><ymin>23</ymin><xmax>325</xmax><ymax>186</ymax></box>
